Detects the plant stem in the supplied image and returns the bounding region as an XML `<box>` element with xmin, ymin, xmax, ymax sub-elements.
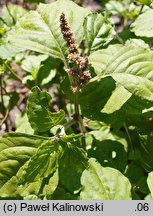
<box><xmin>63</xmin><ymin>118</ymin><xmax>76</xmax><ymax>130</ymax></box>
<box><xmin>124</xmin><ymin>123</ymin><xmax>133</xmax><ymax>152</ymax></box>
<box><xmin>4</xmin><ymin>63</ymin><xmax>23</xmax><ymax>83</ymax></box>
<box><xmin>63</xmin><ymin>56</ymin><xmax>86</xmax><ymax>134</ymax></box>
<box><xmin>0</xmin><ymin>110</ymin><xmax>9</xmax><ymax>129</ymax></box>
<box><xmin>0</xmin><ymin>76</ymin><xmax>5</xmax><ymax>116</ymax></box>
<box><xmin>74</xmin><ymin>90</ymin><xmax>86</xmax><ymax>134</ymax></box>
<box><xmin>0</xmin><ymin>76</ymin><xmax>9</xmax><ymax>131</ymax></box>
<box><xmin>138</xmin><ymin>4</ymin><xmax>144</xmax><ymax>16</ymax></box>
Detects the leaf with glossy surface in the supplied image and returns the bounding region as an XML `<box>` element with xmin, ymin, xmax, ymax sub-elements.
<box><xmin>131</xmin><ymin>9</ymin><xmax>153</xmax><ymax>37</ymax></box>
<box><xmin>7</xmin><ymin>0</ymin><xmax>89</xmax><ymax>60</ymax></box>
<box><xmin>80</xmin><ymin>158</ymin><xmax>131</xmax><ymax>200</ymax></box>
<box><xmin>84</xmin><ymin>12</ymin><xmax>115</xmax><ymax>52</ymax></box>
<box><xmin>27</xmin><ymin>86</ymin><xmax>65</xmax><ymax>132</ymax></box>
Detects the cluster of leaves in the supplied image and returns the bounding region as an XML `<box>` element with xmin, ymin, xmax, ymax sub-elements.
<box><xmin>0</xmin><ymin>0</ymin><xmax>153</xmax><ymax>200</ymax></box>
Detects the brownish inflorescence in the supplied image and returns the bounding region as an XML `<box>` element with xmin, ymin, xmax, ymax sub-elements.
<box><xmin>59</xmin><ymin>12</ymin><xmax>91</xmax><ymax>92</ymax></box>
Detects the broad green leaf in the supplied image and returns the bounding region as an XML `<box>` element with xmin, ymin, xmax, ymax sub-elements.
<box><xmin>139</xmin><ymin>135</ymin><xmax>153</xmax><ymax>171</ymax></box>
<box><xmin>147</xmin><ymin>172</ymin><xmax>153</xmax><ymax>197</ymax></box>
<box><xmin>27</xmin><ymin>86</ymin><xmax>65</xmax><ymax>132</ymax></box>
<box><xmin>59</xmin><ymin>142</ymin><xmax>88</xmax><ymax>193</ymax></box>
<box><xmin>131</xmin><ymin>9</ymin><xmax>153</xmax><ymax>37</ymax></box>
<box><xmin>111</xmin><ymin>73</ymin><xmax>153</xmax><ymax>102</ymax></box>
<box><xmin>0</xmin><ymin>41</ymin><xmax>24</xmax><ymax>59</ymax></box>
<box><xmin>51</xmin><ymin>184</ymin><xmax>78</xmax><ymax>200</ymax></box>
<box><xmin>104</xmin><ymin>45</ymin><xmax>153</xmax><ymax>80</ymax></box>
<box><xmin>126</xmin><ymin>163</ymin><xmax>149</xmax><ymax>194</ymax></box>
<box><xmin>19</xmin><ymin>140</ymin><xmax>59</xmax><ymax>184</ymax></box>
<box><xmin>145</xmin><ymin>193</ymin><xmax>153</xmax><ymax>200</ymax></box>
<box><xmin>89</xmin><ymin>44</ymin><xmax>122</xmax><ymax>75</ymax></box>
<box><xmin>101</xmin><ymin>85</ymin><xmax>132</xmax><ymax>114</ymax></box>
<box><xmin>80</xmin><ymin>77</ymin><xmax>116</xmax><ymax>120</ymax></box>
<box><xmin>84</xmin><ymin>12</ymin><xmax>115</xmax><ymax>52</ymax></box>
<box><xmin>93</xmin><ymin>45</ymin><xmax>153</xmax><ymax>113</ymax></box>
<box><xmin>135</xmin><ymin>0</ymin><xmax>152</xmax><ymax>6</ymax></box>
<box><xmin>21</xmin><ymin>54</ymin><xmax>48</xmax><ymax>77</ymax></box>
<box><xmin>2</xmin><ymin>4</ymin><xmax>27</xmax><ymax>27</ymax></box>
<box><xmin>87</xmin><ymin>125</ymin><xmax>128</xmax><ymax>150</ymax></box>
<box><xmin>21</xmin><ymin>55</ymin><xmax>57</xmax><ymax>85</ymax></box>
<box><xmin>0</xmin><ymin>132</ymin><xmax>49</xmax><ymax>197</ymax></box>
<box><xmin>125</xmin><ymin>38</ymin><xmax>150</xmax><ymax>49</ymax></box>
<box><xmin>88</xmin><ymin>139</ymin><xmax>127</xmax><ymax>173</ymax></box>
<box><xmin>15</xmin><ymin>113</ymin><xmax>34</xmax><ymax>134</ymax></box>
<box><xmin>79</xmin><ymin>76</ymin><xmax>125</xmax><ymax>128</ymax></box>
<box><xmin>80</xmin><ymin>158</ymin><xmax>132</xmax><ymax>200</ymax></box>
<box><xmin>43</xmin><ymin>169</ymin><xmax>59</xmax><ymax>197</ymax></box>
<box><xmin>7</xmin><ymin>0</ymin><xmax>90</xmax><ymax>60</ymax></box>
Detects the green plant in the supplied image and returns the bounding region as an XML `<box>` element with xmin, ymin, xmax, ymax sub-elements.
<box><xmin>0</xmin><ymin>0</ymin><xmax>153</xmax><ymax>200</ymax></box>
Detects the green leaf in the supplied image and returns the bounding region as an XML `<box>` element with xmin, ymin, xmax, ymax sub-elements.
<box><xmin>101</xmin><ymin>85</ymin><xmax>132</xmax><ymax>114</ymax></box>
<box><xmin>19</xmin><ymin>139</ymin><xmax>59</xmax><ymax>185</ymax></box>
<box><xmin>79</xmin><ymin>76</ymin><xmax>125</xmax><ymax>128</ymax></box>
<box><xmin>43</xmin><ymin>169</ymin><xmax>59</xmax><ymax>197</ymax></box>
<box><xmin>80</xmin><ymin>77</ymin><xmax>116</xmax><ymax>120</ymax></box>
<box><xmin>111</xmin><ymin>73</ymin><xmax>153</xmax><ymax>102</ymax></box>
<box><xmin>94</xmin><ymin>45</ymin><xmax>153</xmax><ymax>113</ymax></box>
<box><xmin>80</xmin><ymin>158</ymin><xmax>132</xmax><ymax>200</ymax></box>
<box><xmin>27</xmin><ymin>86</ymin><xmax>65</xmax><ymax>132</ymax></box>
<box><xmin>15</xmin><ymin>113</ymin><xmax>34</xmax><ymax>134</ymax></box>
<box><xmin>147</xmin><ymin>172</ymin><xmax>153</xmax><ymax>197</ymax></box>
<box><xmin>0</xmin><ymin>132</ymin><xmax>48</xmax><ymax>198</ymax></box>
<box><xmin>51</xmin><ymin>184</ymin><xmax>78</xmax><ymax>200</ymax></box>
<box><xmin>131</xmin><ymin>9</ymin><xmax>153</xmax><ymax>37</ymax></box>
<box><xmin>88</xmin><ymin>139</ymin><xmax>127</xmax><ymax>173</ymax></box>
<box><xmin>7</xmin><ymin>0</ymin><xmax>90</xmax><ymax>60</ymax></box>
<box><xmin>139</xmin><ymin>135</ymin><xmax>153</xmax><ymax>171</ymax></box>
<box><xmin>84</xmin><ymin>12</ymin><xmax>115</xmax><ymax>52</ymax></box>
<box><xmin>2</xmin><ymin>4</ymin><xmax>27</xmax><ymax>27</ymax></box>
<box><xmin>126</xmin><ymin>163</ymin><xmax>149</xmax><ymax>194</ymax></box>
<box><xmin>89</xmin><ymin>44</ymin><xmax>122</xmax><ymax>75</ymax></box>
<box><xmin>0</xmin><ymin>41</ymin><xmax>24</xmax><ymax>59</ymax></box>
<box><xmin>21</xmin><ymin>54</ymin><xmax>48</xmax><ymax>77</ymax></box>
<box><xmin>59</xmin><ymin>142</ymin><xmax>88</xmax><ymax>193</ymax></box>
<box><xmin>135</xmin><ymin>0</ymin><xmax>152</xmax><ymax>6</ymax></box>
<box><xmin>21</xmin><ymin>55</ymin><xmax>57</xmax><ymax>85</ymax></box>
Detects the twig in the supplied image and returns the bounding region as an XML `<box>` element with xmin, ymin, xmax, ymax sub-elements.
<box><xmin>0</xmin><ymin>110</ymin><xmax>9</xmax><ymax>129</ymax></box>
<box><xmin>0</xmin><ymin>76</ymin><xmax>5</xmax><ymax>116</ymax></box>
<box><xmin>63</xmin><ymin>118</ymin><xmax>76</xmax><ymax>130</ymax></box>
<box><xmin>138</xmin><ymin>4</ymin><xmax>144</xmax><ymax>16</ymax></box>
<box><xmin>0</xmin><ymin>76</ymin><xmax>9</xmax><ymax>131</ymax></box>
